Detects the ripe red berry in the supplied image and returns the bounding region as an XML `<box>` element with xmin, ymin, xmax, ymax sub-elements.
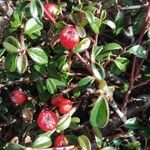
<box><xmin>59</xmin><ymin>25</ymin><xmax>80</xmax><ymax>50</ymax></box>
<box><xmin>58</xmin><ymin>99</ymin><xmax>73</xmax><ymax>114</ymax></box>
<box><xmin>54</xmin><ymin>134</ymin><xmax>68</xmax><ymax>147</ymax></box>
<box><xmin>37</xmin><ymin>110</ymin><xmax>58</xmax><ymax>131</ymax></box>
<box><xmin>51</xmin><ymin>95</ymin><xmax>64</xmax><ymax>106</ymax></box>
<box><xmin>43</xmin><ymin>3</ymin><xmax>57</xmax><ymax>23</ymax></box>
<box><xmin>10</xmin><ymin>90</ymin><xmax>27</xmax><ymax>105</ymax></box>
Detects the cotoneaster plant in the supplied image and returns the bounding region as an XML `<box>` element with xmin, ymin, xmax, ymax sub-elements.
<box><xmin>37</xmin><ymin>110</ymin><xmax>58</xmax><ymax>132</ymax></box>
<box><xmin>10</xmin><ymin>90</ymin><xmax>27</xmax><ymax>105</ymax></box>
<box><xmin>43</xmin><ymin>3</ymin><xmax>58</xmax><ymax>23</ymax></box>
<box><xmin>54</xmin><ymin>134</ymin><xmax>68</xmax><ymax>147</ymax></box>
<box><xmin>59</xmin><ymin>25</ymin><xmax>80</xmax><ymax>50</ymax></box>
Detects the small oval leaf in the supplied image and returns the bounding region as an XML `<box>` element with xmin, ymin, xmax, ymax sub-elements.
<box><xmin>127</xmin><ymin>45</ymin><xmax>148</xmax><ymax>58</ymax></box>
<box><xmin>27</xmin><ymin>47</ymin><xmax>48</xmax><ymax>64</ymax></box>
<box><xmin>56</xmin><ymin>116</ymin><xmax>71</xmax><ymax>133</ymax></box>
<box><xmin>90</xmin><ymin>96</ymin><xmax>109</xmax><ymax>128</ymax></box>
<box><xmin>75</xmin><ymin>38</ymin><xmax>91</xmax><ymax>53</ymax></box>
<box><xmin>76</xmin><ymin>26</ymin><xmax>86</xmax><ymax>38</ymax></box>
<box><xmin>17</xmin><ymin>54</ymin><xmax>28</xmax><ymax>74</ymax></box>
<box><xmin>25</xmin><ymin>18</ymin><xmax>43</xmax><ymax>35</ymax></box>
<box><xmin>78</xmin><ymin>135</ymin><xmax>91</xmax><ymax>150</ymax></box>
<box><xmin>33</xmin><ymin>135</ymin><xmax>52</xmax><ymax>148</ymax></box>
<box><xmin>3</xmin><ymin>36</ymin><xmax>20</xmax><ymax>53</ymax></box>
<box><xmin>46</xmin><ymin>78</ymin><xmax>56</xmax><ymax>94</ymax></box>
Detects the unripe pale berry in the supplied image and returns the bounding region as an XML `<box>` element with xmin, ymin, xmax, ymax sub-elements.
<box><xmin>37</xmin><ymin>110</ymin><xmax>58</xmax><ymax>131</ymax></box>
<box><xmin>59</xmin><ymin>25</ymin><xmax>80</xmax><ymax>50</ymax></box>
<box><xmin>10</xmin><ymin>90</ymin><xmax>27</xmax><ymax>105</ymax></box>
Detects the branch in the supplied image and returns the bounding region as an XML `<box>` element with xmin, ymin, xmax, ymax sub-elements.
<box><xmin>121</xmin><ymin>3</ymin><xmax>150</xmax><ymax>111</ymax></box>
<box><xmin>118</xmin><ymin>3</ymin><xmax>148</xmax><ymax>11</ymax></box>
<box><xmin>133</xmin><ymin>79</ymin><xmax>150</xmax><ymax>89</ymax></box>
<box><xmin>74</xmin><ymin>53</ymin><xmax>93</xmax><ymax>75</ymax></box>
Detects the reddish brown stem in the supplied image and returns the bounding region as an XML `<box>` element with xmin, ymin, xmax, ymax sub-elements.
<box><xmin>133</xmin><ymin>79</ymin><xmax>150</xmax><ymax>89</ymax></box>
<box><xmin>121</xmin><ymin>3</ymin><xmax>150</xmax><ymax>111</ymax></box>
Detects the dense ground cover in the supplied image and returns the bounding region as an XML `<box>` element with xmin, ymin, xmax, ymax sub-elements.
<box><xmin>0</xmin><ymin>0</ymin><xmax>150</xmax><ymax>149</ymax></box>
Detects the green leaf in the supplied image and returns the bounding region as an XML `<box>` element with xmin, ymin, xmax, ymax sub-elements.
<box><xmin>17</xmin><ymin>54</ymin><xmax>28</xmax><ymax>74</ymax></box>
<box><xmin>103</xmin><ymin>20</ymin><xmax>116</xmax><ymax>30</ymax></box>
<box><xmin>78</xmin><ymin>135</ymin><xmax>91</xmax><ymax>150</ymax></box>
<box><xmin>11</xmin><ymin>10</ymin><xmax>22</xmax><ymax>28</ymax></box>
<box><xmin>124</xmin><ymin>141</ymin><xmax>141</xmax><ymax>150</ymax></box>
<box><xmin>92</xmin><ymin>63</ymin><xmax>105</xmax><ymax>80</ymax></box>
<box><xmin>33</xmin><ymin>135</ymin><xmax>52</xmax><ymax>148</ymax></box>
<box><xmin>3</xmin><ymin>36</ymin><xmax>21</xmax><ymax>53</ymax></box>
<box><xmin>77</xmin><ymin>76</ymin><xmax>94</xmax><ymax>90</ymax></box>
<box><xmin>142</xmin><ymin>126</ymin><xmax>150</xmax><ymax>140</ymax></box>
<box><xmin>85</xmin><ymin>11</ymin><xmax>101</xmax><ymax>33</ymax></box>
<box><xmin>30</xmin><ymin>0</ymin><xmax>43</xmax><ymax>19</ymax></box>
<box><xmin>102</xmin><ymin>0</ymin><xmax>116</xmax><ymax>9</ymax></box>
<box><xmin>91</xmin><ymin>45</ymin><xmax>103</xmax><ymax>61</ymax></box>
<box><xmin>27</xmin><ymin>47</ymin><xmax>48</xmax><ymax>64</ymax></box>
<box><xmin>93</xmin><ymin>128</ymin><xmax>102</xmax><ymax>148</ymax></box>
<box><xmin>124</xmin><ymin>117</ymin><xmax>141</xmax><ymax>129</ymax></box>
<box><xmin>5</xmin><ymin>143</ymin><xmax>24</xmax><ymax>150</ymax></box>
<box><xmin>56</xmin><ymin>116</ymin><xmax>71</xmax><ymax>133</ymax></box>
<box><xmin>0</xmin><ymin>48</ymin><xmax>5</xmax><ymax>57</ymax></box>
<box><xmin>114</xmin><ymin>57</ymin><xmax>129</xmax><ymax>72</ymax></box>
<box><xmin>5</xmin><ymin>53</ymin><xmax>17</xmax><ymax>72</ymax></box>
<box><xmin>76</xmin><ymin>26</ymin><xmax>86</xmax><ymax>38</ymax></box>
<box><xmin>101</xmin><ymin>146</ymin><xmax>116</xmax><ymax>150</ymax></box>
<box><xmin>75</xmin><ymin>38</ymin><xmax>91</xmax><ymax>53</ymax></box>
<box><xmin>104</xmin><ymin>43</ymin><xmax>122</xmax><ymax>51</ymax></box>
<box><xmin>25</xmin><ymin>18</ymin><xmax>43</xmax><ymax>35</ymax></box>
<box><xmin>90</xmin><ymin>96</ymin><xmax>109</xmax><ymax>128</ymax></box>
<box><xmin>127</xmin><ymin>45</ymin><xmax>148</xmax><ymax>58</ymax></box>
<box><xmin>46</xmin><ymin>78</ymin><xmax>56</xmax><ymax>94</ymax></box>
<box><xmin>51</xmin><ymin>78</ymin><xmax>66</xmax><ymax>87</ymax></box>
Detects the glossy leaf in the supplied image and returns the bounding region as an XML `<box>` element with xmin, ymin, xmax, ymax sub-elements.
<box><xmin>5</xmin><ymin>143</ymin><xmax>24</xmax><ymax>150</ymax></box>
<box><xmin>76</xmin><ymin>26</ymin><xmax>86</xmax><ymax>38</ymax></box>
<box><xmin>77</xmin><ymin>76</ymin><xmax>94</xmax><ymax>90</ymax></box>
<box><xmin>127</xmin><ymin>45</ymin><xmax>148</xmax><ymax>58</ymax></box>
<box><xmin>104</xmin><ymin>43</ymin><xmax>122</xmax><ymax>51</ymax></box>
<box><xmin>56</xmin><ymin>116</ymin><xmax>71</xmax><ymax>133</ymax></box>
<box><xmin>3</xmin><ymin>36</ymin><xmax>20</xmax><ymax>53</ymax></box>
<box><xmin>27</xmin><ymin>47</ymin><xmax>48</xmax><ymax>64</ymax></box>
<box><xmin>101</xmin><ymin>146</ymin><xmax>116</xmax><ymax>150</ymax></box>
<box><xmin>92</xmin><ymin>63</ymin><xmax>105</xmax><ymax>80</ymax></box>
<box><xmin>30</xmin><ymin>0</ymin><xmax>43</xmax><ymax>19</ymax></box>
<box><xmin>91</xmin><ymin>45</ymin><xmax>103</xmax><ymax>61</ymax></box>
<box><xmin>16</xmin><ymin>54</ymin><xmax>28</xmax><ymax>74</ymax></box>
<box><xmin>33</xmin><ymin>135</ymin><xmax>52</xmax><ymax>148</ymax></box>
<box><xmin>78</xmin><ymin>135</ymin><xmax>91</xmax><ymax>150</ymax></box>
<box><xmin>5</xmin><ymin>53</ymin><xmax>17</xmax><ymax>72</ymax></box>
<box><xmin>25</xmin><ymin>18</ymin><xmax>43</xmax><ymax>35</ymax></box>
<box><xmin>124</xmin><ymin>117</ymin><xmax>141</xmax><ymax>129</ymax></box>
<box><xmin>93</xmin><ymin>128</ymin><xmax>102</xmax><ymax>148</ymax></box>
<box><xmin>46</xmin><ymin>78</ymin><xmax>56</xmax><ymax>94</ymax></box>
<box><xmin>124</xmin><ymin>141</ymin><xmax>141</xmax><ymax>150</ymax></box>
<box><xmin>114</xmin><ymin>57</ymin><xmax>129</xmax><ymax>72</ymax></box>
<box><xmin>85</xmin><ymin>11</ymin><xmax>101</xmax><ymax>33</ymax></box>
<box><xmin>103</xmin><ymin>20</ymin><xmax>116</xmax><ymax>30</ymax></box>
<box><xmin>75</xmin><ymin>38</ymin><xmax>91</xmax><ymax>53</ymax></box>
<box><xmin>90</xmin><ymin>96</ymin><xmax>109</xmax><ymax>128</ymax></box>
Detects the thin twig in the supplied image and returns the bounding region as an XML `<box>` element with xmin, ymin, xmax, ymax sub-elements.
<box><xmin>74</xmin><ymin>53</ymin><xmax>93</xmax><ymax>75</ymax></box>
<box><xmin>0</xmin><ymin>77</ymin><xmax>29</xmax><ymax>89</ymax></box>
<box><xmin>118</xmin><ymin>3</ymin><xmax>148</xmax><ymax>11</ymax></box>
<box><xmin>121</xmin><ymin>3</ymin><xmax>150</xmax><ymax>111</ymax></box>
<box><xmin>133</xmin><ymin>79</ymin><xmax>150</xmax><ymax>89</ymax></box>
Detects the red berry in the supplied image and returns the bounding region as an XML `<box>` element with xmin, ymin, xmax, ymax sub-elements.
<box><xmin>43</xmin><ymin>3</ymin><xmax>57</xmax><ymax>23</ymax></box>
<box><xmin>59</xmin><ymin>25</ymin><xmax>80</xmax><ymax>50</ymax></box>
<box><xmin>37</xmin><ymin>110</ymin><xmax>58</xmax><ymax>131</ymax></box>
<box><xmin>58</xmin><ymin>99</ymin><xmax>73</xmax><ymax>114</ymax></box>
<box><xmin>10</xmin><ymin>90</ymin><xmax>27</xmax><ymax>105</ymax></box>
<box><xmin>51</xmin><ymin>95</ymin><xmax>64</xmax><ymax>106</ymax></box>
<box><xmin>54</xmin><ymin>134</ymin><xmax>68</xmax><ymax>147</ymax></box>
